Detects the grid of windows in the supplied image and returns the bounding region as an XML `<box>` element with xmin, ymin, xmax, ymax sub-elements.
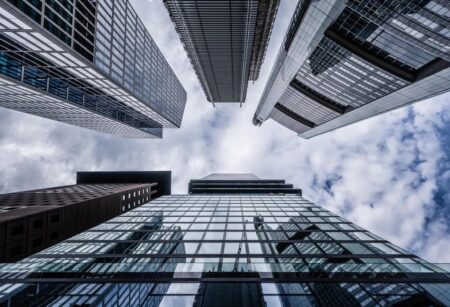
<box><xmin>0</xmin><ymin>1</ymin><xmax>186</xmax><ymax>138</ymax></box>
<box><xmin>276</xmin><ymin>84</ymin><xmax>341</xmax><ymax>130</ymax></box>
<box><xmin>0</xmin><ymin>74</ymin><xmax>159</xmax><ymax>138</ymax></box>
<box><xmin>333</xmin><ymin>1</ymin><xmax>450</xmax><ymax>68</ymax></box>
<box><xmin>57</xmin><ymin>194</ymin><xmax>426</xmax><ymax>262</ymax></box>
<box><xmin>0</xmin><ymin>47</ymin><xmax>164</xmax><ymax>135</ymax></box>
<box><xmin>163</xmin><ymin>0</ymin><xmax>279</xmax><ymax>103</ymax></box>
<box><xmin>95</xmin><ymin>0</ymin><xmax>186</xmax><ymax>126</ymax></box>
<box><xmin>6</xmin><ymin>0</ymin><xmax>96</xmax><ymax>61</ymax></box>
<box><xmin>298</xmin><ymin>37</ymin><xmax>408</xmax><ymax>108</ymax></box>
<box><xmin>254</xmin><ymin>0</ymin><xmax>450</xmax><ymax>138</ymax></box>
<box><xmin>0</xmin><ymin>192</ymin><xmax>449</xmax><ymax>306</ymax></box>
<box><xmin>268</xmin><ymin>105</ymin><xmax>313</xmax><ymax>134</ymax></box>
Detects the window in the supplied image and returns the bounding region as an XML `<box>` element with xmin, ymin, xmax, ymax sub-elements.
<box><xmin>198</xmin><ymin>243</ymin><xmax>222</xmax><ymax>254</ymax></box>
<box><xmin>11</xmin><ymin>225</ymin><xmax>24</xmax><ymax>236</ymax></box>
<box><xmin>204</xmin><ymin>232</ymin><xmax>224</xmax><ymax>240</ymax></box>
<box><xmin>50</xmin><ymin>214</ymin><xmax>59</xmax><ymax>223</ymax></box>
<box><xmin>32</xmin><ymin>237</ymin><xmax>43</xmax><ymax>248</ymax></box>
<box><xmin>248</xmin><ymin>243</ymin><xmax>263</xmax><ymax>254</ymax></box>
<box><xmin>341</xmin><ymin>243</ymin><xmax>373</xmax><ymax>254</ymax></box>
<box><xmin>33</xmin><ymin>219</ymin><xmax>44</xmax><ymax>229</ymax></box>
<box><xmin>224</xmin><ymin>243</ymin><xmax>240</xmax><ymax>254</ymax></box>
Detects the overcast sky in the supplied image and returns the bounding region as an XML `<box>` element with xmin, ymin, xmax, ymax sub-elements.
<box><xmin>0</xmin><ymin>0</ymin><xmax>449</xmax><ymax>263</ymax></box>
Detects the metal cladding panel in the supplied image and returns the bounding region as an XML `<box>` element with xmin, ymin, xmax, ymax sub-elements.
<box><xmin>248</xmin><ymin>0</ymin><xmax>280</xmax><ymax>81</ymax></box>
<box><xmin>278</xmin><ymin>85</ymin><xmax>340</xmax><ymax>125</ymax></box>
<box><xmin>269</xmin><ymin>107</ymin><xmax>311</xmax><ymax>135</ymax></box>
<box><xmin>164</xmin><ymin>0</ymin><xmax>279</xmax><ymax>103</ymax></box>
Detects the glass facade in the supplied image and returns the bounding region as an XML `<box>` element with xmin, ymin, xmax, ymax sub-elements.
<box><xmin>0</xmin><ymin>0</ymin><xmax>186</xmax><ymax>138</ymax></box>
<box><xmin>94</xmin><ymin>0</ymin><xmax>186</xmax><ymax>127</ymax></box>
<box><xmin>0</xmin><ymin>174</ymin><xmax>449</xmax><ymax>306</ymax></box>
<box><xmin>163</xmin><ymin>0</ymin><xmax>280</xmax><ymax>103</ymax></box>
<box><xmin>254</xmin><ymin>0</ymin><xmax>450</xmax><ymax>138</ymax></box>
<box><xmin>0</xmin><ymin>170</ymin><xmax>175</xmax><ymax>263</ymax></box>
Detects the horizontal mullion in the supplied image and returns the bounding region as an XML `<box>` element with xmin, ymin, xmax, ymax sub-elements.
<box><xmin>29</xmin><ymin>253</ymin><xmax>416</xmax><ymax>259</ymax></box>
<box><xmin>80</xmin><ymin>229</ymin><xmax>367</xmax><ymax>233</ymax></box>
<box><xmin>64</xmin><ymin>239</ymin><xmax>387</xmax><ymax>244</ymax></box>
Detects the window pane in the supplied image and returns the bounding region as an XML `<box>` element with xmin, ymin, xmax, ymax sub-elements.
<box><xmin>198</xmin><ymin>243</ymin><xmax>222</xmax><ymax>254</ymax></box>
<box><xmin>204</xmin><ymin>231</ymin><xmax>224</xmax><ymax>240</ymax></box>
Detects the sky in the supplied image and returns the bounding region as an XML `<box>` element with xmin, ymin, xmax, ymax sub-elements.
<box><xmin>0</xmin><ymin>0</ymin><xmax>449</xmax><ymax>264</ymax></box>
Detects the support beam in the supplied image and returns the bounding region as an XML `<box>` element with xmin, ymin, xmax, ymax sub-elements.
<box><xmin>274</xmin><ymin>102</ymin><xmax>315</xmax><ymax>128</ymax></box>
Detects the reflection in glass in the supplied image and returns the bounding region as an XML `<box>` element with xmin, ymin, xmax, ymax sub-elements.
<box><xmin>0</xmin><ymin>194</ymin><xmax>448</xmax><ymax>306</ymax></box>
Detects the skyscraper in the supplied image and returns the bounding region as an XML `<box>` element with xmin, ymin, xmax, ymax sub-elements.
<box><xmin>253</xmin><ymin>0</ymin><xmax>450</xmax><ymax>138</ymax></box>
<box><xmin>0</xmin><ymin>173</ymin><xmax>449</xmax><ymax>306</ymax></box>
<box><xmin>0</xmin><ymin>1</ymin><xmax>186</xmax><ymax>138</ymax></box>
<box><xmin>0</xmin><ymin>171</ymin><xmax>171</xmax><ymax>262</ymax></box>
<box><xmin>163</xmin><ymin>0</ymin><xmax>280</xmax><ymax>104</ymax></box>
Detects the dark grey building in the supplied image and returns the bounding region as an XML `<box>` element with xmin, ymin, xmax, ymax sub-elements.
<box><xmin>254</xmin><ymin>0</ymin><xmax>450</xmax><ymax>138</ymax></box>
<box><xmin>0</xmin><ymin>0</ymin><xmax>186</xmax><ymax>138</ymax></box>
<box><xmin>163</xmin><ymin>0</ymin><xmax>280</xmax><ymax>104</ymax></box>
<box><xmin>0</xmin><ymin>173</ymin><xmax>449</xmax><ymax>306</ymax></box>
<box><xmin>0</xmin><ymin>171</ymin><xmax>171</xmax><ymax>262</ymax></box>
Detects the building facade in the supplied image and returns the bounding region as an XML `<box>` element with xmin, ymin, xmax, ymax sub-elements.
<box><xmin>253</xmin><ymin>0</ymin><xmax>450</xmax><ymax>138</ymax></box>
<box><xmin>0</xmin><ymin>171</ymin><xmax>171</xmax><ymax>262</ymax></box>
<box><xmin>0</xmin><ymin>0</ymin><xmax>186</xmax><ymax>138</ymax></box>
<box><xmin>163</xmin><ymin>0</ymin><xmax>280</xmax><ymax>104</ymax></box>
<box><xmin>0</xmin><ymin>173</ymin><xmax>449</xmax><ymax>306</ymax></box>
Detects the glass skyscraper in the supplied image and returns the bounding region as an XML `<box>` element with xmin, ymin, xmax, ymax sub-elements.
<box><xmin>0</xmin><ymin>173</ymin><xmax>449</xmax><ymax>306</ymax></box>
<box><xmin>0</xmin><ymin>0</ymin><xmax>186</xmax><ymax>138</ymax></box>
<box><xmin>253</xmin><ymin>0</ymin><xmax>450</xmax><ymax>138</ymax></box>
<box><xmin>163</xmin><ymin>0</ymin><xmax>280</xmax><ymax>104</ymax></box>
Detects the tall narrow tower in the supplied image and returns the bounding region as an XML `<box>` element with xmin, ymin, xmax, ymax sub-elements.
<box><xmin>163</xmin><ymin>0</ymin><xmax>280</xmax><ymax>104</ymax></box>
<box><xmin>0</xmin><ymin>0</ymin><xmax>186</xmax><ymax>138</ymax></box>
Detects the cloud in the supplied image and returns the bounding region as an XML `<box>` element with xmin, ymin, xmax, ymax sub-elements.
<box><xmin>0</xmin><ymin>0</ymin><xmax>449</xmax><ymax>263</ymax></box>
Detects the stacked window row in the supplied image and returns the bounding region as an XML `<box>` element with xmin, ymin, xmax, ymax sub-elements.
<box><xmin>0</xmin><ymin>281</ymin><xmax>447</xmax><ymax>306</ymax></box>
<box><xmin>7</xmin><ymin>0</ymin><xmax>96</xmax><ymax>61</ymax></box>
<box><xmin>20</xmin><ymin>194</ymin><xmax>418</xmax><ymax>264</ymax></box>
<box><xmin>95</xmin><ymin>0</ymin><xmax>186</xmax><ymax>127</ymax></box>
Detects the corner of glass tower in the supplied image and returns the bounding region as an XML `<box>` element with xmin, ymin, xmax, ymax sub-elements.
<box><xmin>163</xmin><ymin>0</ymin><xmax>280</xmax><ymax>104</ymax></box>
<box><xmin>0</xmin><ymin>0</ymin><xmax>187</xmax><ymax>138</ymax></box>
<box><xmin>254</xmin><ymin>0</ymin><xmax>450</xmax><ymax>138</ymax></box>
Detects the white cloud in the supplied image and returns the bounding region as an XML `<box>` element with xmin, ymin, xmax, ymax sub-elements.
<box><xmin>0</xmin><ymin>0</ymin><xmax>449</xmax><ymax>263</ymax></box>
